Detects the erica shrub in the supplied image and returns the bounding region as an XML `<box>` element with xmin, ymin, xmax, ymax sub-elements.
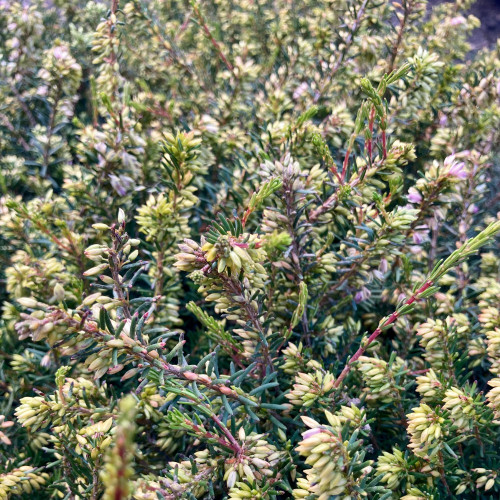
<box><xmin>0</xmin><ymin>0</ymin><xmax>499</xmax><ymax>498</ymax></box>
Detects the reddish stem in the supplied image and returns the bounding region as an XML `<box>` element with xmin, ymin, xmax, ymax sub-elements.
<box><xmin>241</xmin><ymin>208</ymin><xmax>252</xmax><ymax>228</ymax></box>
<box><xmin>192</xmin><ymin>3</ymin><xmax>234</xmax><ymax>74</ymax></box>
<box><xmin>211</xmin><ymin>413</ymin><xmax>242</xmax><ymax>454</ymax></box>
<box><xmin>341</xmin><ymin>145</ymin><xmax>351</xmax><ymax>183</ymax></box>
<box><xmin>333</xmin><ymin>280</ymin><xmax>433</xmax><ymax>388</ymax></box>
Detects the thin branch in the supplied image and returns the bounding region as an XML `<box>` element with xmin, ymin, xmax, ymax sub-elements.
<box><xmin>387</xmin><ymin>0</ymin><xmax>413</xmax><ymax>74</ymax></box>
<box><xmin>333</xmin><ymin>280</ymin><xmax>433</xmax><ymax>388</ymax></box>
<box><xmin>315</xmin><ymin>0</ymin><xmax>370</xmax><ymax>101</ymax></box>
<box><xmin>191</xmin><ymin>1</ymin><xmax>235</xmax><ymax>74</ymax></box>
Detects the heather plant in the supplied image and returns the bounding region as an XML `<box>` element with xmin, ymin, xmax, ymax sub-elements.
<box><xmin>0</xmin><ymin>0</ymin><xmax>499</xmax><ymax>498</ymax></box>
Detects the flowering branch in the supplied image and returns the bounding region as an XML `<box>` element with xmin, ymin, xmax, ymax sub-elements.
<box><xmin>334</xmin><ymin>221</ymin><xmax>500</xmax><ymax>389</ymax></box>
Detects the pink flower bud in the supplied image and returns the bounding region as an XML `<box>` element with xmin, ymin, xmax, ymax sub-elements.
<box><xmin>219</xmin><ymin>386</ymin><xmax>234</xmax><ymax>395</ymax></box>
<box><xmin>379</xmin><ymin>258</ymin><xmax>388</xmax><ymax>274</ymax></box>
<box><xmin>444</xmin><ymin>154</ymin><xmax>467</xmax><ymax>179</ymax></box>
<box><xmin>449</xmin><ymin>16</ymin><xmax>466</xmax><ymax>26</ymax></box>
<box><xmin>407</xmin><ymin>188</ymin><xmax>422</xmax><ymax>204</ymax></box>
<box><xmin>302</xmin><ymin>428</ymin><xmax>323</xmax><ymax>439</ymax></box>
<box><xmin>448</xmin><ymin>161</ymin><xmax>467</xmax><ymax>179</ymax></box>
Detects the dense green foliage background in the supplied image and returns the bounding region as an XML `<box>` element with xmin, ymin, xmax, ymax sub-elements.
<box><xmin>0</xmin><ymin>0</ymin><xmax>499</xmax><ymax>498</ymax></box>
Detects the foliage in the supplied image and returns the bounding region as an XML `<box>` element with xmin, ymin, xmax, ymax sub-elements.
<box><xmin>0</xmin><ymin>0</ymin><xmax>499</xmax><ymax>498</ymax></box>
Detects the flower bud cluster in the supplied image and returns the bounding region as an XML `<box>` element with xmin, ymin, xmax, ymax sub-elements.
<box><xmin>442</xmin><ymin>387</ymin><xmax>477</xmax><ymax>431</ymax></box>
<box><xmin>357</xmin><ymin>355</ymin><xmax>405</xmax><ymax>403</ymax></box>
<box><xmin>415</xmin><ymin>369</ymin><xmax>444</xmax><ymax>402</ymax></box>
<box><xmin>406</xmin><ymin>404</ymin><xmax>445</xmax><ymax>458</ymax></box>
<box><xmin>0</xmin><ymin>465</ymin><xmax>49</xmax><ymax>499</ymax></box>
<box><xmin>100</xmin><ymin>396</ymin><xmax>137</xmax><ymax>500</ymax></box>
<box><xmin>38</xmin><ymin>43</ymin><xmax>82</xmax><ymax>97</ymax></box>
<box><xmin>416</xmin><ymin>317</ymin><xmax>466</xmax><ymax>370</ymax></box>
<box><xmin>377</xmin><ymin>447</ymin><xmax>413</xmax><ymax>491</ymax></box>
<box><xmin>294</xmin><ymin>411</ymin><xmax>372</xmax><ymax>499</ymax></box>
<box><xmin>281</xmin><ymin>342</ymin><xmax>321</xmax><ymax>374</ymax></box>
<box><xmin>223</xmin><ymin>429</ymin><xmax>285</xmax><ymax>488</ymax></box>
<box><xmin>286</xmin><ymin>370</ymin><xmax>335</xmax><ymax>407</ymax></box>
